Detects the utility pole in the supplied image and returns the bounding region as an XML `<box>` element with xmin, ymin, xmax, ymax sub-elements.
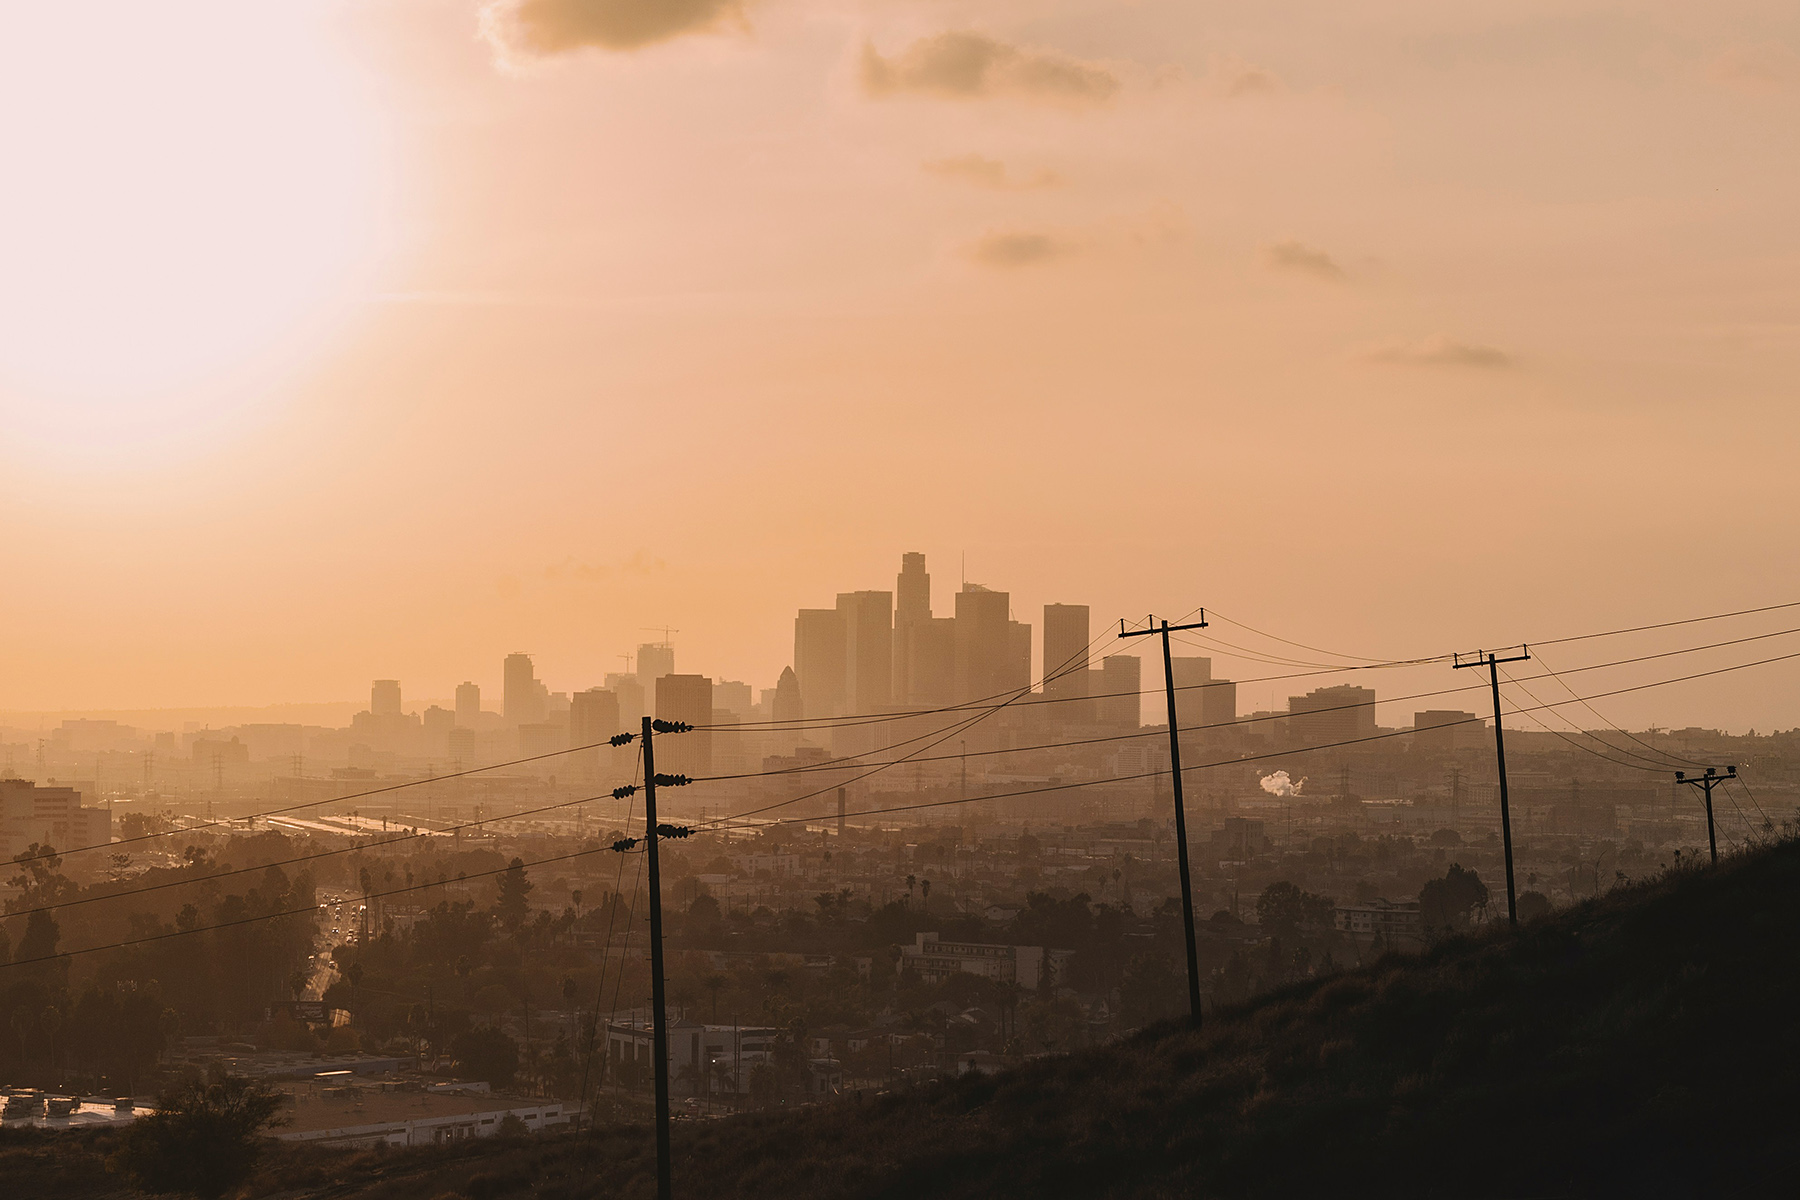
<box><xmin>621</xmin><ymin>717</ymin><xmax>694</xmax><ymax>1200</ymax></box>
<box><xmin>1452</xmin><ymin>646</ymin><xmax>1530</xmax><ymax>926</ymax></box>
<box><xmin>1676</xmin><ymin>765</ymin><xmax>1736</xmax><ymax>865</ymax></box>
<box><xmin>1118</xmin><ymin>613</ymin><xmax>1208</xmax><ymax>1025</ymax></box>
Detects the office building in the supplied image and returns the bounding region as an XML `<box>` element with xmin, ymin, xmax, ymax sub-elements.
<box><xmin>954</xmin><ymin>585</ymin><xmax>1013</xmax><ymax>704</ymax></box>
<box><xmin>1042</xmin><ymin>604</ymin><xmax>1090</xmax><ymax>700</ymax></box>
<box><xmin>371</xmin><ymin>680</ymin><xmax>402</xmax><ymax>719</ymax></box>
<box><xmin>1167</xmin><ymin>657</ymin><xmax>1210</xmax><ymax>730</ymax></box>
<box><xmin>794</xmin><ymin>608</ymin><xmax>847</xmax><ymax>720</ymax></box>
<box><xmin>837</xmin><ymin>590</ymin><xmax>894</xmax><ymax>714</ymax></box>
<box><xmin>454</xmin><ymin>681</ymin><xmax>481</xmax><ymax>726</ymax></box>
<box><xmin>1413</xmin><ymin>710</ymin><xmax>1484</xmax><ymax>753</ymax></box>
<box><xmin>570</xmin><ymin>687</ymin><xmax>623</xmax><ymax>781</ymax></box>
<box><xmin>503</xmin><ymin>653</ymin><xmax>548</xmax><ymax>725</ymax></box>
<box><xmin>1289</xmin><ymin>686</ymin><xmax>1377</xmax><ymax>745</ymax></box>
<box><xmin>893</xmin><ymin>552</ymin><xmax>932</xmax><ymax>704</ymax></box>
<box><xmin>0</xmin><ymin>779</ymin><xmax>110</xmax><ymax>859</ymax></box>
<box><xmin>637</xmin><ymin>643</ymin><xmax>675</xmax><ymax>716</ymax></box>
<box><xmin>1095</xmin><ymin>655</ymin><xmax>1142</xmax><ymax>729</ymax></box>
<box><xmin>655</xmin><ymin>674</ymin><xmax>714</xmax><ymax>777</ymax></box>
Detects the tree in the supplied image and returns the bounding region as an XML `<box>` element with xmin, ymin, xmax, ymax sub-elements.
<box><xmin>1255</xmin><ymin>881</ymin><xmax>1335</xmax><ymax>942</ymax></box>
<box><xmin>1419</xmin><ymin>863</ymin><xmax>1490</xmax><ymax>932</ymax></box>
<box><xmin>1516</xmin><ymin>890</ymin><xmax>1552</xmax><ymax>922</ymax></box>
<box><xmin>112</xmin><ymin>1073</ymin><xmax>286</xmax><ymax>1199</ymax></box>
<box><xmin>496</xmin><ymin>858</ymin><xmax>534</xmax><ymax>930</ymax></box>
<box><xmin>450</xmin><ymin>1025</ymin><xmax>519</xmax><ymax>1086</ymax></box>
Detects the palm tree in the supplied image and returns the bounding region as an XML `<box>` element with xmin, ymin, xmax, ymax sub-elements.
<box><xmin>905</xmin><ymin>874</ymin><xmax>916</xmax><ymax>907</ymax></box>
<box><xmin>920</xmin><ymin>878</ymin><xmax>931</xmax><ymax>914</ymax></box>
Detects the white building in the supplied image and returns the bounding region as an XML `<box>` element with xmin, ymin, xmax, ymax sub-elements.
<box><xmin>899</xmin><ymin>932</ymin><xmax>1073</xmax><ymax>990</ymax></box>
<box><xmin>276</xmin><ymin>1084</ymin><xmax>573</xmax><ymax>1148</ymax></box>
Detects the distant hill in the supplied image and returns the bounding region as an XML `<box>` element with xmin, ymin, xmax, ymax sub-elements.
<box><xmin>15</xmin><ymin>837</ymin><xmax>1800</xmax><ymax>1198</ymax></box>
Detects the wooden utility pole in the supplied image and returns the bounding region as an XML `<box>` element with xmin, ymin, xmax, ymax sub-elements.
<box><xmin>1676</xmin><ymin>765</ymin><xmax>1736</xmax><ymax>865</ymax></box>
<box><xmin>1118</xmin><ymin>614</ymin><xmax>1208</xmax><ymax>1024</ymax></box>
<box><xmin>641</xmin><ymin>716</ymin><xmax>674</xmax><ymax>1200</ymax></box>
<box><xmin>631</xmin><ymin>717</ymin><xmax>694</xmax><ymax>1200</ymax></box>
<box><xmin>1452</xmin><ymin>647</ymin><xmax>1530</xmax><ymax>926</ymax></box>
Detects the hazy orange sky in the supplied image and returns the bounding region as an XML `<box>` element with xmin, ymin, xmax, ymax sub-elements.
<box><xmin>2</xmin><ymin>1</ymin><xmax>1798</xmax><ymax>731</ymax></box>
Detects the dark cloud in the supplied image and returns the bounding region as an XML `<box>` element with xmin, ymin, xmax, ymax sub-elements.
<box><xmin>1263</xmin><ymin>240</ymin><xmax>1345</xmax><ymax>281</ymax></box>
<box><xmin>1366</xmin><ymin>335</ymin><xmax>1514</xmax><ymax>369</ymax></box>
<box><xmin>863</xmin><ymin>32</ymin><xmax>1118</xmax><ymax>104</ymax></box>
<box><xmin>967</xmin><ymin>231</ymin><xmax>1068</xmax><ymax>267</ymax></box>
<box><xmin>482</xmin><ymin>0</ymin><xmax>744</xmax><ymax>56</ymax></box>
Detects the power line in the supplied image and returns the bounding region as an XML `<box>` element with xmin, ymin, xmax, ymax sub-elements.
<box><xmin>22</xmin><ymin>625</ymin><xmax>1800</xmax><ymax>925</ymax></box>
<box><xmin>1531</xmin><ymin>600</ymin><xmax>1800</xmax><ymax>647</ymax></box>
<box><xmin>699</xmin><ymin>646</ymin><xmax>1800</xmax><ymax>833</ymax></box>
<box><xmin>13</xmin><ymin>641</ymin><xmax>1796</xmax><ymax>973</ymax></box>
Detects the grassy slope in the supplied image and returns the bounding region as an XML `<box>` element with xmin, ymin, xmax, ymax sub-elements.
<box><xmin>15</xmin><ymin>839</ymin><xmax>1799</xmax><ymax>1200</ymax></box>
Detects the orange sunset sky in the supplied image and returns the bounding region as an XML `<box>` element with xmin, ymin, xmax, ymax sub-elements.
<box><xmin>2</xmin><ymin>1</ymin><xmax>1798</xmax><ymax>731</ymax></box>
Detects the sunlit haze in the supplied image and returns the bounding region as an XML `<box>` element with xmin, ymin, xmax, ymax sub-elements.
<box><xmin>3</xmin><ymin>1</ymin><xmax>1799</xmax><ymax>732</ymax></box>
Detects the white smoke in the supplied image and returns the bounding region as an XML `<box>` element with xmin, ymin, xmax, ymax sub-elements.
<box><xmin>1259</xmin><ymin>770</ymin><xmax>1305</xmax><ymax>798</ymax></box>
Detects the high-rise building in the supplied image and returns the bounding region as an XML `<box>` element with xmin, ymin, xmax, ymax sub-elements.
<box><xmin>637</xmin><ymin>643</ymin><xmax>675</xmax><ymax>715</ymax></box>
<box><xmin>1203</xmin><ymin>678</ymin><xmax>1238</xmax><ymax>730</ymax></box>
<box><xmin>571</xmin><ymin>687</ymin><xmax>623</xmax><ymax>781</ymax></box>
<box><xmin>772</xmin><ymin>666</ymin><xmax>803</xmax><ymax>723</ymax></box>
<box><xmin>371</xmin><ymin>679</ymin><xmax>402</xmax><ymax>718</ymax></box>
<box><xmin>1042</xmin><ymin>604</ymin><xmax>1091</xmax><ymax>700</ymax></box>
<box><xmin>455</xmin><ymin>681</ymin><xmax>481</xmax><ymax>726</ymax></box>
<box><xmin>504</xmin><ymin>653</ymin><xmax>548</xmax><ymax>725</ymax></box>
<box><xmin>654</xmin><ymin>674</ymin><xmax>714</xmax><ymax>777</ymax></box>
<box><xmin>954</xmin><ymin>584</ymin><xmax>1013</xmax><ymax>704</ymax></box>
<box><xmin>605</xmin><ymin>672</ymin><xmax>646</xmax><ymax>729</ymax></box>
<box><xmin>713</xmin><ymin>680</ymin><xmax>754</xmax><ymax>718</ymax></box>
<box><xmin>794</xmin><ymin>608</ymin><xmax>847</xmax><ymax>720</ymax></box>
<box><xmin>837</xmin><ymin>590</ymin><xmax>893</xmax><ymax>714</ymax></box>
<box><xmin>571</xmin><ymin>687</ymin><xmax>621</xmax><ymax>745</ymax></box>
<box><xmin>1289</xmin><ymin>686</ymin><xmax>1377</xmax><ymax>745</ymax></box>
<box><xmin>1095</xmin><ymin>654</ymin><xmax>1142</xmax><ymax>729</ymax></box>
<box><xmin>893</xmin><ymin>552</ymin><xmax>932</xmax><ymax>704</ymax></box>
<box><xmin>1167</xmin><ymin>657</ymin><xmax>1210</xmax><ymax>730</ymax></box>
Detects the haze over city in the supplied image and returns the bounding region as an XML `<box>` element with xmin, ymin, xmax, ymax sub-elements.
<box><xmin>3</xmin><ymin>3</ymin><xmax>1799</xmax><ymax>1198</ymax></box>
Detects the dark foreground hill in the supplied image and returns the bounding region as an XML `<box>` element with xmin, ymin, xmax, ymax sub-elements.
<box><xmin>12</xmin><ymin>837</ymin><xmax>1800</xmax><ymax>1199</ymax></box>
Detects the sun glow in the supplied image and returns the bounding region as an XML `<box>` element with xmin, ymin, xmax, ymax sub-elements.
<box><xmin>0</xmin><ymin>2</ymin><xmax>389</xmax><ymax>447</ymax></box>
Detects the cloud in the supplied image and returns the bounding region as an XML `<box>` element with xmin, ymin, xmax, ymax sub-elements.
<box><xmin>923</xmin><ymin>154</ymin><xmax>1059</xmax><ymax>190</ymax></box>
<box><xmin>481</xmin><ymin>0</ymin><xmax>745</xmax><ymax>57</ymax></box>
<box><xmin>1365</xmin><ymin>335</ymin><xmax>1514</xmax><ymax>370</ymax></box>
<box><xmin>1224</xmin><ymin>66</ymin><xmax>1282</xmax><ymax>97</ymax></box>
<box><xmin>1263</xmin><ymin>240</ymin><xmax>1345</xmax><ymax>281</ymax></box>
<box><xmin>966</xmin><ymin>231</ymin><xmax>1069</xmax><ymax>268</ymax></box>
<box><xmin>862</xmin><ymin>32</ymin><xmax>1119</xmax><ymax>104</ymax></box>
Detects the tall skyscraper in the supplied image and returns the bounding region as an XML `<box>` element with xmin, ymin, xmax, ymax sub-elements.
<box><xmin>893</xmin><ymin>552</ymin><xmax>932</xmax><ymax>704</ymax></box>
<box><xmin>570</xmin><ymin>687</ymin><xmax>622</xmax><ymax>781</ymax></box>
<box><xmin>1167</xmin><ymin>656</ymin><xmax>1211</xmax><ymax>730</ymax></box>
<box><xmin>794</xmin><ymin>607</ymin><xmax>847</xmax><ymax>720</ymax></box>
<box><xmin>1042</xmin><ymin>604</ymin><xmax>1091</xmax><ymax>700</ymax></box>
<box><xmin>637</xmin><ymin>643</ymin><xmax>675</xmax><ymax>716</ymax></box>
<box><xmin>837</xmin><ymin>590</ymin><xmax>893</xmax><ymax>714</ymax></box>
<box><xmin>605</xmin><ymin>672</ymin><xmax>645</xmax><ymax>730</ymax></box>
<box><xmin>504</xmin><ymin>653</ymin><xmax>547</xmax><ymax>725</ymax></box>
<box><xmin>954</xmin><ymin>584</ymin><xmax>1013</xmax><ymax>704</ymax></box>
<box><xmin>1096</xmin><ymin>654</ymin><xmax>1143</xmax><ymax>729</ymax></box>
<box><xmin>371</xmin><ymin>679</ymin><xmax>402</xmax><ymax>718</ymax></box>
<box><xmin>455</xmin><ymin>681</ymin><xmax>481</xmax><ymax>726</ymax></box>
<box><xmin>654</xmin><ymin>674</ymin><xmax>714</xmax><ymax>777</ymax></box>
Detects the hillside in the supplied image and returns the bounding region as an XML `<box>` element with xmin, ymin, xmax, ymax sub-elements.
<box><xmin>12</xmin><ymin>837</ymin><xmax>1800</xmax><ymax>1199</ymax></box>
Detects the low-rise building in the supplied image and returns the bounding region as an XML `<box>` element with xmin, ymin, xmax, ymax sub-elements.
<box><xmin>899</xmin><ymin>932</ymin><xmax>1072</xmax><ymax>990</ymax></box>
<box><xmin>1335</xmin><ymin>899</ymin><xmax>1423</xmax><ymax>948</ymax></box>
